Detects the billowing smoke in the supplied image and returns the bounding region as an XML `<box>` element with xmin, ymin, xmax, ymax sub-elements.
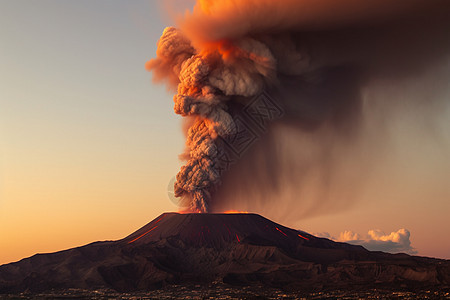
<box><xmin>147</xmin><ymin>26</ymin><xmax>276</xmax><ymax>212</ymax></box>
<box><xmin>148</xmin><ymin>0</ymin><xmax>450</xmax><ymax>214</ymax></box>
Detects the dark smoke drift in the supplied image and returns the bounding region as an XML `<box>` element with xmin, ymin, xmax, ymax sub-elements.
<box><xmin>147</xmin><ymin>0</ymin><xmax>450</xmax><ymax>213</ymax></box>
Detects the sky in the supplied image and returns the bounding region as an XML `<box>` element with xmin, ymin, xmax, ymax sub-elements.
<box><xmin>1</xmin><ymin>0</ymin><xmax>449</xmax><ymax>265</ymax></box>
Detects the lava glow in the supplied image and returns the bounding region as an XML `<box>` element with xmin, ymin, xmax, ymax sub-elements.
<box><xmin>223</xmin><ymin>210</ymin><xmax>249</xmax><ymax>214</ymax></box>
<box><xmin>127</xmin><ymin>215</ymin><xmax>165</xmax><ymax>244</ymax></box>
<box><xmin>127</xmin><ymin>226</ymin><xmax>158</xmax><ymax>244</ymax></box>
<box><xmin>298</xmin><ymin>233</ymin><xmax>310</xmax><ymax>241</ymax></box>
<box><xmin>177</xmin><ymin>209</ymin><xmax>202</xmax><ymax>214</ymax></box>
<box><xmin>275</xmin><ymin>227</ymin><xmax>288</xmax><ymax>237</ymax></box>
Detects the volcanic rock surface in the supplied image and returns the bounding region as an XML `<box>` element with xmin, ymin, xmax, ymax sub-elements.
<box><xmin>0</xmin><ymin>213</ymin><xmax>449</xmax><ymax>293</ymax></box>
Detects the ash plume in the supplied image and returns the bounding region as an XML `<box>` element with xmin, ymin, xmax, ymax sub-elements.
<box><xmin>148</xmin><ymin>0</ymin><xmax>450</xmax><ymax>214</ymax></box>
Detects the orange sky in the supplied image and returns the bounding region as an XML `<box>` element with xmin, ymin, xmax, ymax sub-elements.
<box><xmin>1</xmin><ymin>1</ymin><xmax>449</xmax><ymax>265</ymax></box>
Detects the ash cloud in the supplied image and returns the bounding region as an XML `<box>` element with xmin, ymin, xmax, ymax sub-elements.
<box><xmin>148</xmin><ymin>0</ymin><xmax>450</xmax><ymax>214</ymax></box>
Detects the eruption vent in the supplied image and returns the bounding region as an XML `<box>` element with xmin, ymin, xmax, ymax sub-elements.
<box><xmin>147</xmin><ymin>26</ymin><xmax>276</xmax><ymax>212</ymax></box>
<box><xmin>148</xmin><ymin>0</ymin><xmax>450</xmax><ymax>214</ymax></box>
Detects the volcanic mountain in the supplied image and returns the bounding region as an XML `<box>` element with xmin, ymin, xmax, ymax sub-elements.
<box><xmin>0</xmin><ymin>213</ymin><xmax>449</xmax><ymax>293</ymax></box>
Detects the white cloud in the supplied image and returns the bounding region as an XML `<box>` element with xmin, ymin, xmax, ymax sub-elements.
<box><xmin>361</xmin><ymin>229</ymin><xmax>417</xmax><ymax>254</ymax></box>
<box><xmin>316</xmin><ymin>228</ymin><xmax>417</xmax><ymax>254</ymax></box>
<box><xmin>338</xmin><ymin>230</ymin><xmax>362</xmax><ymax>242</ymax></box>
<box><xmin>313</xmin><ymin>232</ymin><xmax>333</xmax><ymax>239</ymax></box>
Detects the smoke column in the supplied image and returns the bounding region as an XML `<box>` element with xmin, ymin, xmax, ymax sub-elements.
<box><xmin>147</xmin><ymin>0</ymin><xmax>450</xmax><ymax>214</ymax></box>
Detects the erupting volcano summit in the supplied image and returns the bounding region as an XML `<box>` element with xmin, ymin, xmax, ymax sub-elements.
<box><xmin>1</xmin><ymin>213</ymin><xmax>448</xmax><ymax>293</ymax></box>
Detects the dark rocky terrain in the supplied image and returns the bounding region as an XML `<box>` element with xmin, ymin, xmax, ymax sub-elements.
<box><xmin>0</xmin><ymin>213</ymin><xmax>449</xmax><ymax>296</ymax></box>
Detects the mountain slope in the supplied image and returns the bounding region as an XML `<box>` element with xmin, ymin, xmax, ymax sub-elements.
<box><xmin>0</xmin><ymin>213</ymin><xmax>449</xmax><ymax>293</ymax></box>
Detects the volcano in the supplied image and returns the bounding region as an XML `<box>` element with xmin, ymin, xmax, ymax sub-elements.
<box><xmin>0</xmin><ymin>213</ymin><xmax>449</xmax><ymax>294</ymax></box>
